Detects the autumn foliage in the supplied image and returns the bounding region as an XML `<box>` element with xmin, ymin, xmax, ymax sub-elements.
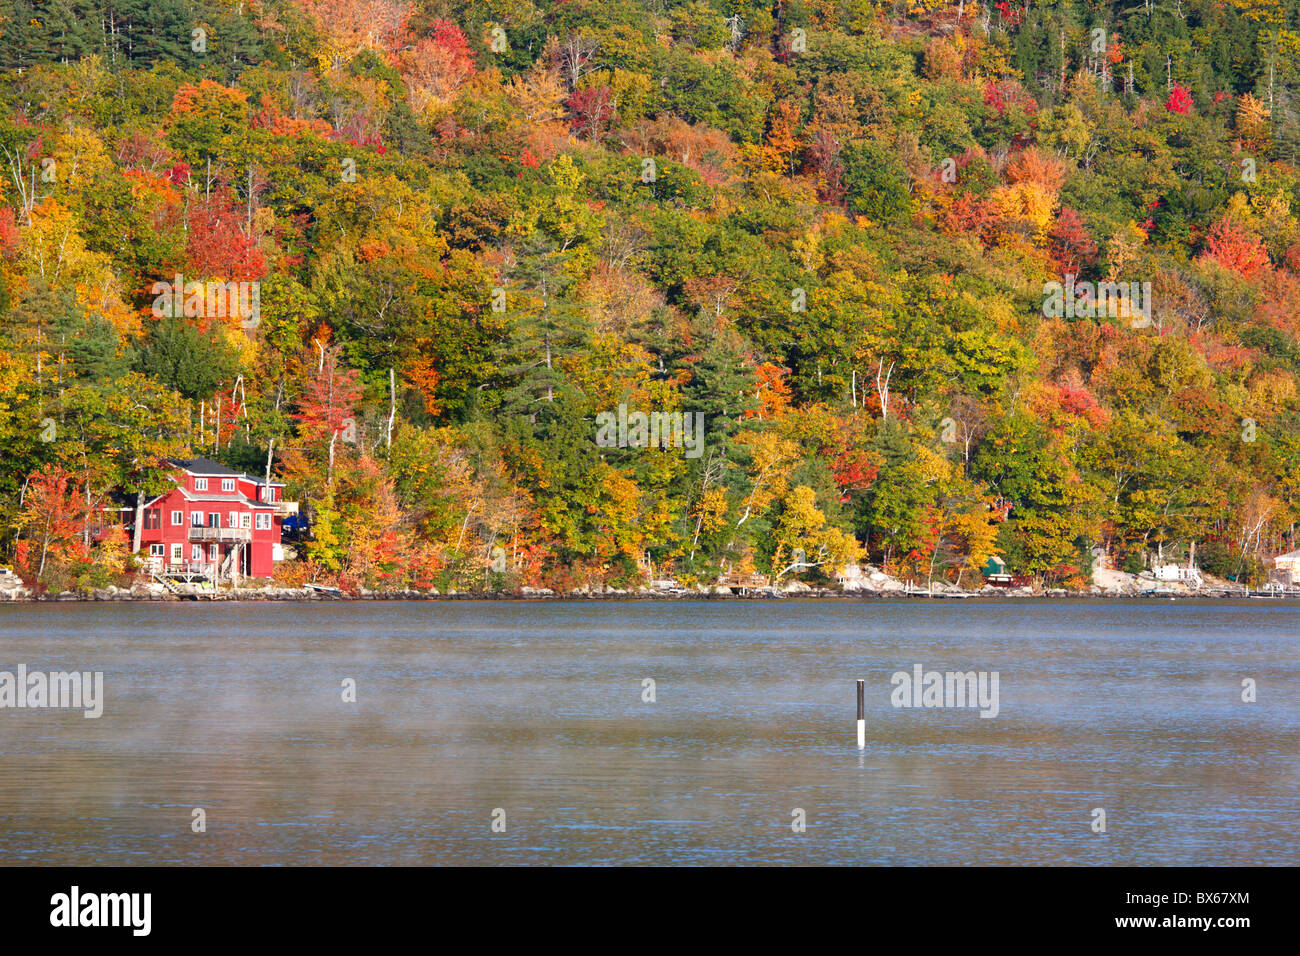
<box><xmin>1</xmin><ymin>1</ymin><xmax>1299</xmax><ymax>596</ymax></box>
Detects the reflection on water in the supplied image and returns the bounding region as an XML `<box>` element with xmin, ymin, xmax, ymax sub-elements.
<box><xmin>0</xmin><ymin>600</ymin><xmax>1296</xmax><ymax>865</ymax></box>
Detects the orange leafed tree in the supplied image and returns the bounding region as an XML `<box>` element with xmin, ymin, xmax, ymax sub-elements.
<box><xmin>1048</xmin><ymin>207</ymin><xmax>1098</xmax><ymax>275</ymax></box>
<box><xmin>939</xmin><ymin>193</ymin><xmax>1001</xmax><ymax>247</ymax></box>
<box><xmin>16</xmin><ymin>466</ymin><xmax>90</xmax><ymax>582</ymax></box>
<box><xmin>294</xmin><ymin>345</ymin><xmax>365</xmax><ymax>480</ymax></box>
<box><xmin>403</xmin><ymin>353</ymin><xmax>442</xmax><ymax>416</ymax></box>
<box><xmin>400</xmin><ymin>21</ymin><xmax>477</xmax><ymax>111</ymax></box>
<box><xmin>1200</xmin><ymin>216</ymin><xmax>1270</xmax><ymax>278</ymax></box>
<box><xmin>747</xmin><ymin>362</ymin><xmax>793</xmax><ymax>420</ymax></box>
<box><xmin>169</xmin><ymin>79</ymin><xmax>249</xmax><ymax>117</ymax></box>
<box><xmin>299</xmin><ymin>0</ymin><xmax>412</xmax><ymax>59</ymax></box>
<box><xmin>250</xmin><ymin>95</ymin><xmax>334</xmax><ymax>138</ymax></box>
<box><xmin>761</xmin><ymin>99</ymin><xmax>804</xmax><ymax>174</ymax></box>
<box><xmin>340</xmin><ymin>457</ymin><xmax>415</xmax><ymax>586</ymax></box>
<box><xmin>1005</xmin><ymin>147</ymin><xmax>1067</xmax><ymax>194</ymax></box>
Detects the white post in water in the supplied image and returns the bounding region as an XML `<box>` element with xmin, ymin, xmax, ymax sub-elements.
<box><xmin>856</xmin><ymin>679</ymin><xmax>866</xmax><ymax>749</ymax></box>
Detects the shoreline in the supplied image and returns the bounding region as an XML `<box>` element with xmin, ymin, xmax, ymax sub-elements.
<box><xmin>3</xmin><ymin>586</ymin><xmax>1298</xmax><ymax>604</ymax></box>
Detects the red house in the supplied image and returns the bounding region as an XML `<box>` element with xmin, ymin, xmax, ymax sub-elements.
<box><xmin>104</xmin><ymin>457</ymin><xmax>297</xmax><ymax>582</ymax></box>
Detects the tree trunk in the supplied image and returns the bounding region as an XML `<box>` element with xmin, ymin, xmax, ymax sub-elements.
<box><xmin>132</xmin><ymin>488</ymin><xmax>144</xmax><ymax>555</ymax></box>
<box><xmin>387</xmin><ymin>367</ymin><xmax>396</xmax><ymax>448</ymax></box>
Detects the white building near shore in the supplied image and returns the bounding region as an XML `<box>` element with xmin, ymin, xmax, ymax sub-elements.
<box><xmin>1153</xmin><ymin>564</ymin><xmax>1202</xmax><ymax>586</ymax></box>
<box><xmin>1272</xmin><ymin>550</ymin><xmax>1300</xmax><ymax>585</ymax></box>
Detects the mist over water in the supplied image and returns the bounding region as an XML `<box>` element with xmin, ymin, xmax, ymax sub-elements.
<box><xmin>1</xmin><ymin>600</ymin><xmax>1296</xmax><ymax>865</ymax></box>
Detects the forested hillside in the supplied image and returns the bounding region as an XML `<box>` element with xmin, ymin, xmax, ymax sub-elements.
<box><xmin>2</xmin><ymin>0</ymin><xmax>1300</xmax><ymax>592</ymax></box>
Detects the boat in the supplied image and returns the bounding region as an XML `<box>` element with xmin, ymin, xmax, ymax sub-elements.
<box><xmin>903</xmin><ymin>585</ymin><xmax>976</xmax><ymax>598</ymax></box>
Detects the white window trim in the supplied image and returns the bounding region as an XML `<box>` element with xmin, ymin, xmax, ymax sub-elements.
<box><xmin>222</xmin><ymin>479</ymin><xmax>235</xmax><ymax>492</ymax></box>
<box><xmin>171</xmin><ymin>510</ymin><xmax>183</xmax><ymax>526</ymax></box>
<box><xmin>195</xmin><ymin>478</ymin><xmax>208</xmax><ymax>491</ymax></box>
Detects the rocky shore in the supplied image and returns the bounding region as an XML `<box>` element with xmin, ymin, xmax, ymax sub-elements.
<box><xmin>0</xmin><ymin>562</ymin><xmax>1280</xmax><ymax>602</ymax></box>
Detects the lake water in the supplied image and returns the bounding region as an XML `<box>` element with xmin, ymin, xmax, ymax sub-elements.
<box><xmin>0</xmin><ymin>600</ymin><xmax>1296</xmax><ymax>866</ymax></box>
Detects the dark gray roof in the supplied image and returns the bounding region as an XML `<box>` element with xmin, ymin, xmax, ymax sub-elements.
<box><xmin>171</xmin><ymin>457</ymin><xmax>239</xmax><ymax>476</ymax></box>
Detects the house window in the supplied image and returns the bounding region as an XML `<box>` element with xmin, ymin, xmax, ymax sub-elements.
<box><xmin>170</xmin><ymin>543</ymin><xmax>183</xmax><ymax>563</ymax></box>
<box><xmin>222</xmin><ymin>478</ymin><xmax>235</xmax><ymax>492</ymax></box>
<box><xmin>209</xmin><ymin>544</ymin><xmax>219</xmax><ymax>562</ymax></box>
<box><xmin>149</xmin><ymin>544</ymin><xmax>165</xmax><ymax>557</ymax></box>
<box><xmin>143</xmin><ymin>509</ymin><xmax>161</xmax><ymax>530</ymax></box>
<box><xmin>191</xmin><ymin>511</ymin><xmax>204</xmax><ymax>527</ymax></box>
<box><xmin>229</xmin><ymin>511</ymin><xmax>238</xmax><ymax>529</ymax></box>
<box><xmin>195</xmin><ymin>478</ymin><xmax>208</xmax><ymax>491</ymax></box>
<box><xmin>240</xmin><ymin>513</ymin><xmax>251</xmax><ymax>529</ymax></box>
<box><xmin>255</xmin><ymin>513</ymin><xmax>271</xmax><ymax>530</ymax></box>
<box><xmin>192</xmin><ymin>545</ymin><xmax>203</xmax><ymax>563</ymax></box>
<box><xmin>171</xmin><ymin>510</ymin><xmax>183</xmax><ymax>526</ymax></box>
<box><xmin>208</xmin><ymin>513</ymin><xmax>221</xmax><ymax>528</ymax></box>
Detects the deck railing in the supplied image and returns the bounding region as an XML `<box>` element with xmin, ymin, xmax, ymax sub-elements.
<box><xmin>188</xmin><ymin>526</ymin><xmax>252</xmax><ymax>542</ymax></box>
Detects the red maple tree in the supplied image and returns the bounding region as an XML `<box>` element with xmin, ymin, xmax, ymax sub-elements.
<box><xmin>186</xmin><ymin>186</ymin><xmax>267</xmax><ymax>282</ymax></box>
<box><xmin>567</xmin><ymin>86</ymin><xmax>616</xmax><ymax>140</ymax></box>
<box><xmin>1166</xmin><ymin>84</ymin><xmax>1194</xmax><ymax>114</ymax></box>
<box><xmin>1048</xmin><ymin>207</ymin><xmax>1098</xmax><ymax>274</ymax></box>
<box><xmin>0</xmin><ymin>207</ymin><xmax>18</xmax><ymax>257</ymax></box>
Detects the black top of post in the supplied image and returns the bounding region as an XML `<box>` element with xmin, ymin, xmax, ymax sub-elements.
<box><xmin>857</xmin><ymin>679</ymin><xmax>865</xmax><ymax>721</ymax></box>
